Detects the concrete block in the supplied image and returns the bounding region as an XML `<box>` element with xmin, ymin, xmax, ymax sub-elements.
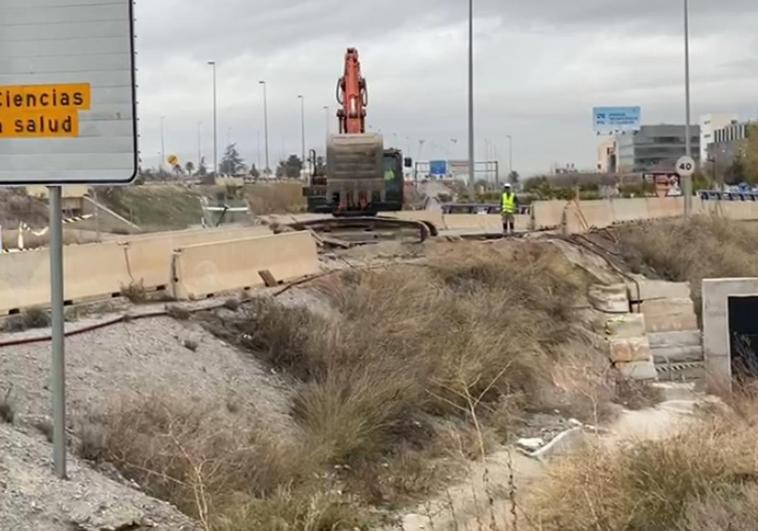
<box><xmin>641</xmin><ymin>298</ymin><xmax>695</xmax><ymax>318</ymax></box>
<box><xmin>652</xmin><ymin>346</ymin><xmax>704</xmax><ymax>364</ymax></box>
<box><xmin>605</xmin><ymin>313</ymin><xmax>646</xmax><ymax>338</ymax></box>
<box><xmin>589</xmin><ymin>284</ymin><xmax>629</xmax><ymax>314</ymax></box>
<box><xmin>610</xmin><ymin>336</ymin><xmax>653</xmax><ymax>363</ymax></box>
<box><xmin>702</xmin><ymin>278</ymin><xmax>758</xmax><ymax>394</ymax></box>
<box><xmin>616</xmin><ymin>360</ymin><xmax>658</xmax><ymax>381</ymax></box>
<box><xmin>706</xmin><ymin>356</ymin><xmax>733</xmax><ymax>394</ymax></box>
<box><xmin>627</xmin><ymin>279</ymin><xmax>691</xmax><ymax>302</ymax></box>
<box><xmin>648</xmin><ymin>330</ymin><xmax>701</xmax><ymax>349</ymax></box>
<box><xmin>645</xmin><ymin>314</ymin><xmax>699</xmax><ymax>333</ymax></box>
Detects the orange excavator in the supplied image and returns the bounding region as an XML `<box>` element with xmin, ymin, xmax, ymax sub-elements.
<box><xmin>305</xmin><ymin>49</ymin><xmax>409</xmax><ymax>217</ymax></box>
<box><xmin>300</xmin><ymin>48</ymin><xmax>434</xmax><ymax>242</ymax></box>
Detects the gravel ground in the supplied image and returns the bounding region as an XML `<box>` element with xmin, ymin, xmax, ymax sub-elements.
<box><xmin>0</xmin><ymin>310</ymin><xmax>300</xmax><ymax>529</ymax></box>
<box><xmin>0</xmin><ymin>315</ymin><xmax>296</xmax><ymax>436</ymax></box>
<box><xmin>0</xmin><ymin>423</ymin><xmax>197</xmax><ymax>530</ymax></box>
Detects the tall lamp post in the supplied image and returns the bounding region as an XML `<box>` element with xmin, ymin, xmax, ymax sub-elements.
<box><xmin>683</xmin><ymin>0</ymin><xmax>693</xmax><ymax>216</ymax></box>
<box><xmin>467</xmin><ymin>0</ymin><xmax>475</xmax><ymax>184</ymax></box>
<box><xmin>207</xmin><ymin>61</ymin><xmax>218</xmax><ymax>175</ymax></box>
<box><xmin>259</xmin><ymin>81</ymin><xmax>270</xmax><ymax>174</ymax></box>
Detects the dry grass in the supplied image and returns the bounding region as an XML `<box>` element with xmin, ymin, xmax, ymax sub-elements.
<box><xmin>2</xmin><ymin>307</ymin><xmax>51</xmax><ymax>332</ymax></box>
<box><xmin>77</xmin><ymin>393</ymin><xmax>364</xmax><ymax>530</ymax></box>
<box><xmin>0</xmin><ymin>387</ymin><xmax>14</xmax><ymax>424</ymax></box>
<box><xmin>617</xmin><ymin>215</ymin><xmax>758</xmax><ymax>313</ymax></box>
<box><xmin>80</xmin><ymin>241</ymin><xmax>618</xmax><ymax>528</ymax></box>
<box><xmin>121</xmin><ymin>280</ymin><xmax>148</xmax><ymax>304</ymax></box>
<box><xmin>526</xmin><ymin>401</ymin><xmax>758</xmax><ymax>531</ymax></box>
<box><xmin>245</xmin><ymin>182</ymin><xmax>306</xmax><ymax>215</ymax></box>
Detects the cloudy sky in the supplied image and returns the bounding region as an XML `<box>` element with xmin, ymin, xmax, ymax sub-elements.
<box><xmin>135</xmin><ymin>0</ymin><xmax>758</xmax><ymax>175</ymax></box>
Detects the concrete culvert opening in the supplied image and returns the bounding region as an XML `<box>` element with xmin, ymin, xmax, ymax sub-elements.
<box><xmin>729</xmin><ymin>296</ymin><xmax>758</xmax><ymax>384</ymax></box>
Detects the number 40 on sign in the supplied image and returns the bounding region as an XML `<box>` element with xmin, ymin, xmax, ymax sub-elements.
<box><xmin>676</xmin><ymin>156</ymin><xmax>696</xmax><ymax>178</ymax></box>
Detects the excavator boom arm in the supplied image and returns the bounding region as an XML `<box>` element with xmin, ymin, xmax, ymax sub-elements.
<box><xmin>336</xmin><ymin>48</ymin><xmax>367</xmax><ymax>134</ymax></box>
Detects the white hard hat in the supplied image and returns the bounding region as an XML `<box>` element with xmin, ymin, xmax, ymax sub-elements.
<box><xmin>504</xmin><ymin>183</ymin><xmax>512</xmax><ymax>188</ymax></box>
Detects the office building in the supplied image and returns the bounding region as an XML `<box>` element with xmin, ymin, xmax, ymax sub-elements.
<box><xmin>616</xmin><ymin>124</ymin><xmax>700</xmax><ymax>173</ymax></box>
<box><xmin>700</xmin><ymin>113</ymin><xmax>738</xmax><ymax>163</ymax></box>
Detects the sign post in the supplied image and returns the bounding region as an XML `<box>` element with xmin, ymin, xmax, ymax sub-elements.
<box><xmin>48</xmin><ymin>186</ymin><xmax>66</xmax><ymax>477</ymax></box>
<box><xmin>0</xmin><ymin>1</ymin><xmax>138</xmax><ymax>478</ymax></box>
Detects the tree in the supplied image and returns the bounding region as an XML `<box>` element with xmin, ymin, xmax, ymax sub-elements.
<box><xmin>284</xmin><ymin>155</ymin><xmax>303</xmax><ymax>178</ymax></box>
<box><xmin>185</xmin><ymin>161</ymin><xmax>195</xmax><ymax>176</ymax></box>
<box><xmin>197</xmin><ymin>157</ymin><xmax>208</xmax><ymax>177</ymax></box>
<box><xmin>219</xmin><ymin>144</ymin><xmax>245</xmax><ymax>175</ymax></box>
<box><xmin>508</xmin><ymin>170</ymin><xmax>520</xmax><ymax>185</ymax></box>
<box><xmin>249</xmin><ymin>164</ymin><xmax>260</xmax><ymax>179</ymax></box>
<box><xmin>741</xmin><ymin>124</ymin><xmax>758</xmax><ymax>184</ymax></box>
<box><xmin>275</xmin><ymin>155</ymin><xmax>303</xmax><ymax>179</ymax></box>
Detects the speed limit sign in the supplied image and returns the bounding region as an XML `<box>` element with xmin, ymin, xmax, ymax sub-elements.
<box><xmin>676</xmin><ymin>156</ymin><xmax>696</xmax><ymax>178</ymax></box>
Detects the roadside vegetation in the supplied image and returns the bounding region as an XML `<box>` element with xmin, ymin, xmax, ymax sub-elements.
<box><xmin>526</xmin><ymin>399</ymin><xmax>758</xmax><ymax>531</ymax></box>
<box><xmin>245</xmin><ymin>181</ymin><xmax>306</xmax><ymax>215</ymax></box>
<box><xmin>616</xmin><ymin>215</ymin><xmax>758</xmax><ymax>312</ymax></box>
<box><xmin>75</xmin><ymin>241</ymin><xmax>634</xmax><ymax>529</ymax></box>
<box><xmin>99</xmin><ymin>185</ymin><xmax>204</xmax><ymax>230</ymax></box>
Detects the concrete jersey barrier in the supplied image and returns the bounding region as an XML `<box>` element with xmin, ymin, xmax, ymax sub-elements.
<box><xmin>532</xmin><ymin>200</ymin><xmax>566</xmax><ymax>230</ymax></box>
<box><xmin>443</xmin><ymin>214</ymin><xmax>502</xmax><ymax>233</ymax></box>
<box><xmin>123</xmin><ymin>226</ymin><xmax>272</xmax><ymax>290</ymax></box>
<box><xmin>171</xmin><ymin>231</ymin><xmax>320</xmax><ymax>300</ymax></box>
<box><xmin>0</xmin><ymin>242</ymin><xmax>130</xmax><ymax>315</ymax></box>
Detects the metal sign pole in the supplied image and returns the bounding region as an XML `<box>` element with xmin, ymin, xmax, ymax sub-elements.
<box><xmin>48</xmin><ymin>186</ymin><xmax>67</xmax><ymax>479</ymax></box>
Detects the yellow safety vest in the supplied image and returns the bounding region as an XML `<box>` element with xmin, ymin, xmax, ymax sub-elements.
<box><xmin>502</xmin><ymin>192</ymin><xmax>516</xmax><ymax>214</ymax></box>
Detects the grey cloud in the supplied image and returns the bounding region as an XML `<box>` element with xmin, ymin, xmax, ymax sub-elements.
<box><xmin>134</xmin><ymin>0</ymin><xmax>758</xmax><ymax>174</ymax></box>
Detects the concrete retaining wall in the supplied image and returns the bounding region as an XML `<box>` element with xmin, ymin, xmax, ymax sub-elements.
<box><xmin>171</xmin><ymin>231</ymin><xmax>320</xmax><ymax>300</ymax></box>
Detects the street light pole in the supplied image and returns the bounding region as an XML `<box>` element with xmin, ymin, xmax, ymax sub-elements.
<box><xmin>468</xmin><ymin>0</ymin><xmax>475</xmax><ymax>184</ymax></box>
<box><xmin>259</xmin><ymin>81</ymin><xmax>270</xmax><ymax>173</ymax></box>
<box><xmin>323</xmin><ymin>105</ymin><xmax>330</xmax><ymax>139</ymax></box>
<box><xmin>160</xmin><ymin>116</ymin><xmax>166</xmax><ymax>169</ymax></box>
<box><xmin>683</xmin><ymin>0</ymin><xmax>693</xmax><ymax>216</ymax></box>
<box><xmin>298</xmin><ymin>95</ymin><xmax>306</xmax><ymax>171</ymax></box>
<box><xmin>207</xmin><ymin>61</ymin><xmax>218</xmax><ymax>176</ymax></box>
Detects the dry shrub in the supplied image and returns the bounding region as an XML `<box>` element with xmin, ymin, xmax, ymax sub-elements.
<box><xmin>216</xmin><ymin>486</ymin><xmax>367</xmax><ymax>531</ymax></box>
<box><xmin>205</xmin><ymin>242</ymin><xmax>600</xmax><ymax>472</ymax></box>
<box><xmin>527</xmin><ymin>405</ymin><xmax>758</xmax><ymax>531</ymax></box>
<box><xmin>78</xmin><ymin>395</ymin><xmax>368</xmax><ymax>530</ymax></box>
<box><xmin>3</xmin><ymin>307</ymin><xmax>51</xmax><ymax>332</ymax></box>
<box><xmin>121</xmin><ymin>280</ymin><xmax>147</xmax><ymax>304</ymax></box>
<box><xmin>617</xmin><ymin>216</ymin><xmax>758</xmax><ymax>312</ymax></box>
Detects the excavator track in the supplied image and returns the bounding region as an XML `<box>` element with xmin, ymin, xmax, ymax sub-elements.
<box><xmin>287</xmin><ymin>216</ymin><xmax>435</xmax><ymax>246</ymax></box>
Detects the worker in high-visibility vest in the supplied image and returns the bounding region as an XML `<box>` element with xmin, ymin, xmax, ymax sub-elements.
<box><xmin>501</xmin><ymin>183</ymin><xmax>518</xmax><ymax>235</ymax></box>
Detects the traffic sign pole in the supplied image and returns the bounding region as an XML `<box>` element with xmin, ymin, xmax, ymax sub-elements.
<box><xmin>49</xmin><ymin>186</ymin><xmax>67</xmax><ymax>479</ymax></box>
